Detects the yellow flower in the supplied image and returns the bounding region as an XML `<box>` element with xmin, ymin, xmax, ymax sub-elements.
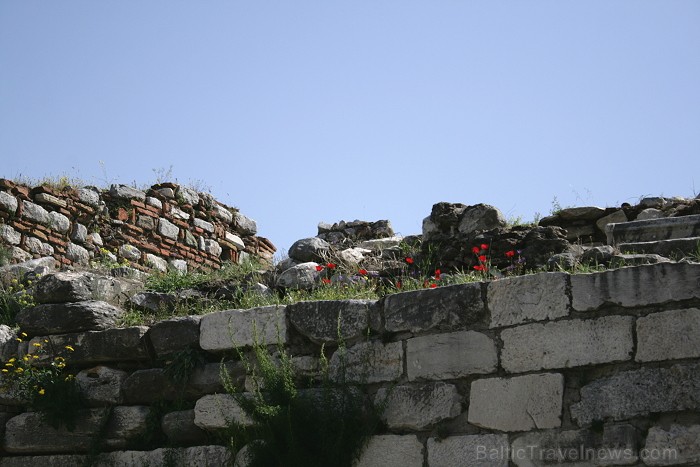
<box><xmin>32</xmin><ymin>343</ymin><xmax>42</xmax><ymax>348</ymax></box>
<box><xmin>43</xmin><ymin>339</ymin><xmax>49</xmax><ymax>343</ymax></box>
<box><xmin>21</xmin><ymin>332</ymin><xmax>27</xmax><ymax>337</ymax></box>
<box><xmin>14</xmin><ymin>368</ymin><xmax>24</xmax><ymax>373</ymax></box>
<box><xmin>15</xmin><ymin>338</ymin><xmax>22</xmax><ymax>343</ymax></box>
<box><xmin>22</xmin><ymin>356</ymin><xmax>29</xmax><ymax>362</ymax></box>
<box><xmin>8</xmin><ymin>358</ymin><xmax>15</xmax><ymax>363</ymax></box>
<box><xmin>38</xmin><ymin>388</ymin><xmax>45</xmax><ymax>395</ymax></box>
<box><xmin>4</xmin><ymin>362</ymin><xmax>13</xmax><ymax>367</ymax></box>
<box><xmin>1</xmin><ymin>369</ymin><xmax>8</xmax><ymax>373</ymax></box>
<box><xmin>32</xmin><ymin>355</ymin><xmax>39</xmax><ymax>360</ymax></box>
<box><xmin>64</xmin><ymin>345</ymin><xmax>75</xmax><ymax>352</ymax></box>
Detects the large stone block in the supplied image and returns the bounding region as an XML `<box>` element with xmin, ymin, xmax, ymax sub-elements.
<box><xmin>109</xmin><ymin>184</ymin><xmax>146</xmax><ymax>201</ymax></box>
<box><xmin>194</xmin><ymin>393</ymin><xmax>254</xmax><ymax>430</ymax></box>
<box><xmin>103</xmin><ymin>405</ymin><xmax>150</xmax><ymax>449</ymax></box>
<box><xmin>21</xmin><ymin>200</ymin><xmax>49</xmax><ymax>224</ymax></box>
<box><xmin>488</xmin><ymin>272</ymin><xmax>569</xmax><ymax>328</ymax></box>
<box><xmin>406</xmin><ymin>330</ymin><xmax>497</xmax><ymax>381</ymax></box>
<box><xmin>234</xmin><ymin>211</ymin><xmax>257</xmax><ymax>235</ymax></box>
<box><xmin>427</xmin><ymin>434</ymin><xmax>510</xmax><ymax>467</ymax></box>
<box><xmin>571</xmin><ymin>263</ymin><xmax>700</xmax><ymax>311</ymax></box>
<box><xmin>606</xmin><ymin>214</ymin><xmax>700</xmax><ymax>244</ymax></box>
<box><xmin>354</xmin><ymin>434</ymin><xmax>424</xmax><ymax>467</ymax></box>
<box><xmin>148</xmin><ymin>315</ymin><xmax>201</xmax><ymax>357</ymax></box>
<box><xmin>329</xmin><ymin>341</ymin><xmax>403</xmax><ymax>384</ymax></box>
<box><xmin>157</xmin><ymin>217</ymin><xmax>179</xmax><ymax>240</ymax></box>
<box><xmin>76</xmin><ymin>365</ymin><xmax>128</xmax><ymax>406</ymax></box>
<box><xmin>162</xmin><ymin>409</ymin><xmax>209</xmax><ymax>446</ymax></box>
<box><xmin>383</xmin><ymin>282</ymin><xmax>485</xmax><ymax>333</ymax></box>
<box><xmin>288</xmin><ymin>299</ymin><xmax>379</xmax><ymax>345</ymax></box>
<box><xmin>0</xmin><ymin>191</ymin><xmax>18</xmax><ymax>214</ymax></box>
<box><xmin>375</xmin><ymin>382</ymin><xmax>462</xmax><ymax>430</ymax></box>
<box><xmin>570</xmin><ymin>363</ymin><xmax>700</xmax><ymax>426</ymax></box>
<box><xmin>642</xmin><ymin>424</ymin><xmax>700</xmax><ymax>466</ymax></box>
<box><xmin>0</xmin><ymin>455</ymin><xmax>87</xmax><ymax>466</ymax></box>
<box><xmin>636</xmin><ymin>308</ymin><xmax>700</xmax><ymax>362</ymax></box>
<box><xmin>17</xmin><ymin>300</ymin><xmax>125</xmax><ymax>335</ymax></box>
<box><xmin>200</xmin><ymin>305</ymin><xmax>287</xmax><ymax>351</ymax></box>
<box><xmin>501</xmin><ymin>316</ymin><xmax>634</xmax><ymax>373</ymax></box>
<box><xmin>468</xmin><ymin>373</ymin><xmax>564</xmax><ymax>432</ymax></box>
<box><xmin>33</xmin><ymin>271</ymin><xmax>140</xmax><ymax>305</ymax></box>
<box><xmin>122</xmin><ymin>368</ymin><xmax>183</xmax><ymax>404</ymax></box>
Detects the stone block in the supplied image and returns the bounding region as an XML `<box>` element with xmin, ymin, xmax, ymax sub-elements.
<box><xmin>501</xmin><ymin>316</ymin><xmax>634</xmax><ymax>373</ymax></box>
<box><xmin>354</xmin><ymin>434</ymin><xmax>424</xmax><ymax>467</ymax></box>
<box><xmin>162</xmin><ymin>410</ymin><xmax>209</xmax><ymax>446</ymax></box>
<box><xmin>176</xmin><ymin>186</ymin><xmax>200</xmax><ymax>206</ymax></box>
<box><xmin>21</xmin><ymin>200</ymin><xmax>49</xmax><ymax>224</ymax></box>
<box><xmin>225</xmin><ymin>232</ymin><xmax>245</xmax><ymax>249</ymax></box>
<box><xmin>70</xmin><ymin>223</ymin><xmax>88</xmax><ymax>243</ymax></box>
<box><xmin>213</xmin><ymin>203</ymin><xmax>233</xmax><ymax>223</ymax></box>
<box><xmin>66</xmin><ymin>242</ymin><xmax>90</xmax><ymax>265</ymax></box>
<box><xmin>158</xmin><ymin>217</ymin><xmax>179</xmax><ymax>240</ymax></box>
<box><xmin>119</xmin><ymin>244</ymin><xmax>141</xmax><ymax>261</ymax></box>
<box><xmin>103</xmin><ymin>405</ymin><xmax>150</xmax><ymax>449</ymax></box>
<box><xmin>77</xmin><ymin>187</ymin><xmax>100</xmax><ymax>207</ymax></box>
<box><xmin>488</xmin><ymin>272</ymin><xmax>569</xmax><ymax>328</ymax></box>
<box><xmin>199</xmin><ymin>305</ymin><xmax>287</xmax><ymax>351</ymax></box>
<box><xmin>48</xmin><ymin>211</ymin><xmax>70</xmax><ymax>233</ymax></box>
<box><xmin>571</xmin><ymin>263</ymin><xmax>700</xmax><ymax>311</ymax></box>
<box><xmin>384</xmin><ymin>282</ymin><xmax>485</xmax><ymax>333</ymax></box>
<box><xmin>194</xmin><ymin>393</ymin><xmax>254</xmax><ymax>430</ymax></box>
<box><xmin>636</xmin><ymin>308</ymin><xmax>700</xmax><ymax>362</ymax></box>
<box><xmin>596</xmin><ymin>209</ymin><xmax>628</xmax><ymax>233</ymax></box>
<box><xmin>234</xmin><ymin>211</ymin><xmax>257</xmax><ymax>235</ymax></box>
<box><xmin>406</xmin><ymin>330</ymin><xmax>497</xmax><ymax>380</ymax></box>
<box><xmin>17</xmin><ymin>300</ymin><xmax>125</xmax><ymax>334</ymax></box>
<box><xmin>0</xmin><ymin>225</ymin><xmax>20</xmax><ymax>245</ymax></box>
<box><xmin>375</xmin><ymin>382</ymin><xmax>462</xmax><ymax>430</ymax></box>
<box><xmin>33</xmin><ymin>271</ymin><xmax>139</xmax><ymax>305</ymax></box>
<box><xmin>427</xmin><ymin>434</ymin><xmax>510</xmax><ymax>467</ymax></box>
<box><xmin>145</xmin><ymin>253</ymin><xmax>168</xmax><ymax>272</ymax></box>
<box><xmin>76</xmin><ymin>365</ymin><xmax>128</xmax><ymax>406</ymax></box>
<box><xmin>148</xmin><ymin>315</ymin><xmax>201</xmax><ymax>357</ymax></box>
<box><xmin>288</xmin><ymin>299</ymin><xmax>379</xmax><ymax>345</ymax></box>
<box><xmin>570</xmin><ymin>363</ymin><xmax>700</xmax><ymax>426</ymax></box>
<box><xmin>122</xmin><ymin>368</ymin><xmax>182</xmax><ymax>404</ymax></box>
<box><xmin>193</xmin><ymin>217</ymin><xmax>214</xmax><ymax>233</ymax></box>
<box><xmin>468</xmin><ymin>373</ymin><xmax>564</xmax><ymax>432</ymax></box>
<box><xmin>329</xmin><ymin>340</ymin><xmax>403</xmax><ymax>384</ymax></box>
<box><xmin>0</xmin><ymin>191</ymin><xmax>18</xmax><ymax>213</ymax></box>
<box><xmin>642</xmin><ymin>424</ymin><xmax>700</xmax><ymax>466</ymax></box>
<box><xmin>275</xmin><ymin>262</ymin><xmax>320</xmax><ymax>289</ymax></box>
<box><xmin>109</xmin><ymin>184</ymin><xmax>146</xmax><ymax>201</ymax></box>
<box><xmin>606</xmin><ymin>214</ymin><xmax>700</xmax><ymax>244</ymax></box>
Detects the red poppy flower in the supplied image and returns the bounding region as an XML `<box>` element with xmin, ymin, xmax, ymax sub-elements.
<box><xmin>473</xmin><ymin>265</ymin><xmax>486</xmax><ymax>271</ymax></box>
<box><xmin>358</xmin><ymin>269</ymin><xmax>368</xmax><ymax>276</ymax></box>
<box><xmin>429</xmin><ymin>283</ymin><xmax>438</xmax><ymax>288</ymax></box>
<box><xmin>327</xmin><ymin>263</ymin><xmax>336</xmax><ymax>269</ymax></box>
<box><xmin>478</xmin><ymin>255</ymin><xmax>487</xmax><ymax>263</ymax></box>
<box><xmin>396</xmin><ymin>281</ymin><xmax>402</xmax><ymax>289</ymax></box>
<box><xmin>315</xmin><ymin>265</ymin><xmax>324</xmax><ymax>272</ymax></box>
<box><xmin>435</xmin><ymin>269</ymin><xmax>441</xmax><ymax>279</ymax></box>
<box><xmin>505</xmin><ymin>250</ymin><xmax>515</xmax><ymax>258</ymax></box>
<box><xmin>321</xmin><ymin>278</ymin><xmax>331</xmax><ymax>285</ymax></box>
<box><xmin>405</xmin><ymin>257</ymin><xmax>414</xmax><ymax>264</ymax></box>
<box><xmin>480</xmin><ymin>244</ymin><xmax>489</xmax><ymax>250</ymax></box>
<box><xmin>471</xmin><ymin>246</ymin><xmax>480</xmax><ymax>254</ymax></box>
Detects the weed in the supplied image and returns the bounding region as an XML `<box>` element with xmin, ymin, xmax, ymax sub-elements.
<box><xmin>0</xmin><ymin>244</ymin><xmax>12</xmax><ymax>266</ymax></box>
<box><xmin>0</xmin><ymin>277</ymin><xmax>36</xmax><ymax>327</ymax></box>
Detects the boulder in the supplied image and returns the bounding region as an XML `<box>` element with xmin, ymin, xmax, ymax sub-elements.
<box><xmin>288</xmin><ymin>237</ymin><xmax>330</xmax><ymax>263</ymax></box>
<box><xmin>33</xmin><ymin>271</ymin><xmax>140</xmax><ymax>305</ymax></box>
<box><xmin>16</xmin><ymin>300</ymin><xmax>125</xmax><ymax>335</ymax></box>
<box><xmin>458</xmin><ymin>204</ymin><xmax>507</xmax><ymax>235</ymax></box>
<box><xmin>275</xmin><ymin>262</ymin><xmax>321</xmax><ymax>289</ymax></box>
<box><xmin>76</xmin><ymin>366</ymin><xmax>128</xmax><ymax>406</ymax></box>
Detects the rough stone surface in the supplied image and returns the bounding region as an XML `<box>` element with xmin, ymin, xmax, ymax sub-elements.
<box><xmin>288</xmin><ymin>299</ymin><xmax>379</xmax><ymax>345</ymax></box>
<box><xmin>384</xmin><ymin>282</ymin><xmax>485</xmax><ymax>333</ymax></box>
<box><xmin>458</xmin><ymin>203</ymin><xmax>507</xmax><ymax>235</ymax></box>
<box><xmin>375</xmin><ymin>382</ymin><xmax>462</xmax><ymax>430</ymax></box>
<box><xmin>618</xmin><ymin>237</ymin><xmax>700</xmax><ymax>259</ymax></box>
<box><xmin>225</xmin><ymin>232</ymin><xmax>245</xmax><ymax>249</ymax></box>
<box><xmin>34</xmin><ymin>271</ymin><xmax>138</xmax><ymax>305</ymax></box>
<box><xmin>636</xmin><ymin>308</ymin><xmax>700</xmax><ymax>362</ymax></box>
<box><xmin>510</xmin><ymin>425</ymin><xmax>639</xmax><ymax>466</ymax></box>
<box><xmin>193</xmin><ymin>217</ymin><xmax>214</xmax><ymax>233</ymax></box>
<box><xmin>570</xmin><ymin>363</ymin><xmax>700</xmax><ymax>426</ymax></box>
<box><xmin>581</xmin><ymin>245</ymin><xmax>616</xmax><ymax>264</ymax></box>
<box><xmin>468</xmin><ymin>373</ymin><xmax>564</xmax><ymax>432</ymax></box>
<box><xmin>158</xmin><ymin>217</ymin><xmax>179</xmax><ymax>240</ymax></box>
<box><xmin>571</xmin><ymin>263</ymin><xmax>700</xmax><ymax>311</ymax></box>
<box><xmin>0</xmin><ymin>324</ymin><xmax>18</xmax><ymax>361</ymax></box>
<box><xmin>145</xmin><ymin>253</ymin><xmax>168</xmax><ymax>272</ymax></box>
<box><xmin>199</xmin><ymin>305</ymin><xmax>287</xmax><ymax>351</ymax></box>
<box><xmin>21</xmin><ymin>200</ymin><xmax>49</xmax><ymax>224</ymax></box>
<box><xmin>148</xmin><ymin>315</ymin><xmax>202</xmax><ymax>357</ymax></box>
<box><xmin>122</xmin><ymin>368</ymin><xmax>181</xmax><ymax>404</ymax></box>
<box><xmin>66</xmin><ymin>242</ymin><xmax>90</xmax><ymax>265</ymax></box>
<box><xmin>637</xmin><ymin>208</ymin><xmax>664</xmax><ymax>221</ymax></box>
<box><xmin>596</xmin><ymin>209</ymin><xmax>628</xmax><ymax>233</ymax></box>
<box><xmin>70</xmin><ymin>223</ymin><xmax>88</xmax><ymax>243</ymax></box>
<box><xmin>48</xmin><ymin>211</ymin><xmax>71</xmax><ymax>233</ymax></box>
<box><xmin>77</xmin><ymin>187</ymin><xmax>100</xmax><ymax>207</ymax></box>
<box><xmin>234</xmin><ymin>211</ymin><xmax>257</xmax><ymax>235</ymax></box>
<box><xmin>162</xmin><ymin>410</ymin><xmax>209</xmax><ymax>446</ymax></box>
<box><xmin>288</xmin><ymin>237</ymin><xmax>330</xmax><ymax>262</ymax></box>
<box><xmin>76</xmin><ymin>365</ymin><xmax>128</xmax><ymax>406</ymax></box>
<box><xmin>355</xmin><ymin>434</ymin><xmax>424</xmax><ymax>467</ymax></box>
<box><xmin>17</xmin><ymin>300</ymin><xmax>125</xmax><ymax>334</ymax></box>
<box><xmin>0</xmin><ymin>256</ymin><xmax>56</xmax><ymax>279</ymax></box>
<box><xmin>501</xmin><ymin>316</ymin><xmax>634</xmax><ymax>373</ymax></box>
<box><xmin>329</xmin><ymin>340</ymin><xmax>403</xmax><ymax>384</ymax></box>
<box><xmin>427</xmin><ymin>434</ymin><xmax>510</xmax><ymax>467</ymax></box>
<box><xmin>194</xmin><ymin>394</ymin><xmax>254</xmax><ymax>430</ymax></box>
<box><xmin>0</xmin><ymin>190</ymin><xmax>18</xmax><ymax>213</ymax></box>
<box><xmin>488</xmin><ymin>272</ymin><xmax>569</xmax><ymax>327</ymax></box>
<box><xmin>275</xmin><ymin>262</ymin><xmax>320</xmax><ymax>289</ymax></box>
<box><xmin>109</xmin><ymin>184</ymin><xmax>146</xmax><ymax>201</ymax></box>
<box><xmin>356</xmin><ymin>236</ymin><xmax>403</xmax><ymax>250</ymax></box>
<box><xmin>0</xmin><ymin>225</ymin><xmax>21</xmax><ymax>245</ymax></box>
<box><xmin>145</xmin><ymin>196</ymin><xmax>162</xmax><ymax>209</ymax></box>
<box><xmin>606</xmin><ymin>214</ymin><xmax>700</xmax><ymax>244</ymax></box>
<box><xmin>202</xmin><ymin>238</ymin><xmax>222</xmax><ymax>257</ymax></box>
<box><xmin>103</xmin><ymin>405</ymin><xmax>150</xmax><ymax>449</ymax></box>
<box><xmin>642</xmin><ymin>424</ymin><xmax>700</xmax><ymax>466</ymax></box>
<box><xmin>406</xmin><ymin>330</ymin><xmax>497</xmax><ymax>380</ymax></box>
<box><xmin>169</xmin><ymin>258</ymin><xmax>188</xmax><ymax>273</ymax></box>
<box><xmin>118</xmin><ymin>244</ymin><xmax>141</xmax><ymax>261</ymax></box>
<box><xmin>176</xmin><ymin>186</ymin><xmax>200</xmax><ymax>206</ymax></box>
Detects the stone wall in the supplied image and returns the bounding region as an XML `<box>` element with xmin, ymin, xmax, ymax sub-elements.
<box><xmin>0</xmin><ymin>180</ymin><xmax>275</xmax><ymax>273</ymax></box>
<box><xmin>1</xmin><ymin>262</ymin><xmax>699</xmax><ymax>465</ymax></box>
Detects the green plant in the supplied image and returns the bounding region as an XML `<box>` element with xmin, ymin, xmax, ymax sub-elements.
<box><xmin>0</xmin><ymin>337</ymin><xmax>82</xmax><ymax>430</ymax></box>
<box><xmin>0</xmin><ymin>277</ymin><xmax>37</xmax><ymax>326</ymax></box>
<box><xmin>0</xmin><ymin>243</ymin><xmax>12</xmax><ymax>266</ymax></box>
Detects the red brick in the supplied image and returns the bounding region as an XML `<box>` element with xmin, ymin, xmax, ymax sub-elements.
<box><xmin>193</xmin><ymin>227</ymin><xmax>204</xmax><ymax>234</ymax></box>
<box><xmin>30</xmin><ymin>229</ymin><xmax>48</xmax><ymax>242</ymax></box>
<box><xmin>49</xmin><ymin>236</ymin><xmax>67</xmax><ymax>247</ymax></box>
<box><xmin>136</xmin><ymin>207</ymin><xmax>158</xmax><ymax>218</ymax></box>
<box><xmin>130</xmin><ymin>200</ymin><xmax>146</xmax><ymax>209</ymax></box>
<box><xmin>144</xmin><ymin>204</ymin><xmax>161</xmax><ymax>215</ymax></box>
<box><xmin>116</xmin><ymin>208</ymin><xmax>129</xmax><ymax>222</ymax></box>
<box><xmin>124</xmin><ymin>224</ymin><xmax>144</xmax><ymax>235</ymax></box>
<box><xmin>172</xmin><ymin>219</ymin><xmax>188</xmax><ymax>229</ymax></box>
<box><xmin>12</xmin><ymin>186</ymin><xmax>31</xmax><ymax>200</ymax></box>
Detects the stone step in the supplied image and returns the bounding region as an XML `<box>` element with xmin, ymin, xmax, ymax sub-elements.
<box><xmin>618</xmin><ymin>237</ymin><xmax>700</xmax><ymax>258</ymax></box>
<box><xmin>606</xmin><ymin>214</ymin><xmax>700</xmax><ymax>244</ymax></box>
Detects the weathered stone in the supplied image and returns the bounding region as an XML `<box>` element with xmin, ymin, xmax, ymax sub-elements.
<box><xmin>70</xmin><ymin>222</ymin><xmax>88</xmax><ymax>244</ymax></box>
<box><xmin>129</xmin><ymin>291</ymin><xmax>177</xmax><ymax>313</ymax></box>
<box><xmin>547</xmin><ymin>252</ymin><xmax>579</xmax><ymax>270</ymax></box>
<box><xmin>225</xmin><ymin>232</ymin><xmax>245</xmax><ymax>249</ymax></box>
<box><xmin>557</xmin><ymin>206</ymin><xmax>606</xmax><ymax>221</ymax></box>
<box><xmin>355</xmin><ymin>434</ymin><xmax>424</xmax><ymax>467</ymax></box>
<box><xmin>458</xmin><ymin>203</ymin><xmax>507</xmax><ymax>235</ymax></box>
<box><xmin>145</xmin><ymin>196</ymin><xmax>162</xmax><ymax>209</ymax></box>
<box><xmin>637</xmin><ymin>208</ymin><xmax>664</xmax><ymax>221</ymax></box>
<box><xmin>510</xmin><ymin>424</ymin><xmax>639</xmax><ymax>466</ymax></box>
<box><xmin>384</xmin><ymin>282</ymin><xmax>484</xmax><ymax>333</ymax></box>
<box><xmin>406</xmin><ymin>330</ymin><xmax>497</xmax><ymax>381</ymax></box>
<box><xmin>24</xmin><ymin>236</ymin><xmax>44</xmax><ymax>255</ymax></box>
<box><xmin>194</xmin><ymin>393</ymin><xmax>254</xmax><ymax>430</ymax></box>
<box><xmin>501</xmin><ymin>316</ymin><xmax>634</xmax><ymax>373</ymax></box>
<box><xmin>193</xmin><ymin>217</ymin><xmax>214</xmax><ymax>233</ymax></box>
<box><xmin>176</xmin><ymin>186</ymin><xmax>200</xmax><ymax>206</ymax></box>
<box><xmin>329</xmin><ymin>340</ymin><xmax>403</xmax><ymax>384</ymax></box>
<box><xmin>162</xmin><ymin>409</ymin><xmax>209</xmax><ymax>445</ymax></box>
<box><xmin>0</xmin><ymin>256</ymin><xmax>56</xmax><ymax>279</ymax></box>
<box><xmin>0</xmin><ymin>225</ymin><xmax>21</xmax><ymax>245</ymax></box>
<box><xmin>10</xmin><ymin>246</ymin><xmax>31</xmax><ymax>262</ymax></box>
<box><xmin>618</xmin><ymin>237</ymin><xmax>700</xmax><ymax>258</ymax></box>
<box><xmin>337</xmin><ymin>247</ymin><xmax>369</xmax><ymax>264</ymax></box>
<box><xmin>609</xmin><ymin>253</ymin><xmax>671</xmax><ymax>267</ymax></box>
<box><xmin>427</xmin><ymin>434</ymin><xmax>510</xmax><ymax>467</ymax></box>
<box><xmin>103</xmin><ymin>405</ymin><xmax>150</xmax><ymax>449</ymax></box>
<box><xmin>213</xmin><ymin>203</ymin><xmax>233</xmax><ymax>223</ymax></box>
<box><xmin>581</xmin><ymin>245</ymin><xmax>615</xmax><ymax>264</ymax></box>
<box><xmin>468</xmin><ymin>373</ymin><xmax>564</xmax><ymax>432</ymax></box>
<box><xmin>48</xmin><ymin>211</ymin><xmax>70</xmax><ymax>233</ymax></box>
<box><xmin>109</xmin><ymin>184</ymin><xmax>146</xmax><ymax>201</ymax></box>
<box><xmin>288</xmin><ymin>237</ymin><xmax>330</xmax><ymax>262</ymax></box>
<box><xmin>288</xmin><ymin>299</ymin><xmax>379</xmax><ymax>345</ymax></box>
<box><xmin>642</xmin><ymin>424</ymin><xmax>700</xmax><ymax>466</ymax></box>
<box><xmin>17</xmin><ymin>300</ymin><xmax>125</xmax><ymax>334</ymax></box>
<box><xmin>0</xmin><ymin>190</ymin><xmax>18</xmax><ymax>213</ymax></box>
<box><xmin>488</xmin><ymin>272</ymin><xmax>569</xmax><ymax>327</ymax></box>
<box><xmin>34</xmin><ymin>271</ymin><xmax>138</xmax><ymax>305</ymax></box>
<box><xmin>375</xmin><ymin>382</ymin><xmax>461</xmax><ymax>430</ymax></box>
<box><xmin>0</xmin><ymin>454</ymin><xmax>87</xmax><ymax>466</ymax></box>
<box><xmin>169</xmin><ymin>258</ymin><xmax>188</xmax><ymax>273</ymax></box>
<box><xmin>190</xmin><ymin>361</ymin><xmax>246</xmax><ymax>395</ymax></box>
<box><xmin>570</xmin><ymin>363</ymin><xmax>700</xmax><ymax>426</ymax></box>
<box><xmin>3</xmin><ymin>409</ymin><xmax>109</xmax><ymax>453</ymax></box>
<box><xmin>88</xmin><ymin>231</ymin><xmax>103</xmax><ymax>246</ymax></box>
<box><xmin>596</xmin><ymin>209</ymin><xmax>628</xmax><ymax>234</ymax></box>
<box><xmin>199</xmin><ymin>305</ymin><xmax>287</xmax><ymax>351</ymax></box>
<box><xmin>28</xmin><ymin>326</ymin><xmax>150</xmax><ymax>365</ymax></box>
<box><xmin>571</xmin><ymin>263</ymin><xmax>700</xmax><ymax>311</ymax></box>
<box><xmin>606</xmin><ymin>214</ymin><xmax>700</xmax><ymax>244</ymax></box>
<box><xmin>158</xmin><ymin>217</ymin><xmax>179</xmax><ymax>240</ymax></box>
<box><xmin>118</xmin><ymin>244</ymin><xmax>141</xmax><ymax>261</ymax></box>
<box><xmin>77</xmin><ymin>187</ymin><xmax>100</xmax><ymax>207</ymax></box>
<box><xmin>357</xmin><ymin>237</ymin><xmax>403</xmax><ymax>250</ymax></box>
<box><xmin>202</xmin><ymin>238</ymin><xmax>222</xmax><ymax>257</ymax></box>
<box><xmin>640</xmin><ymin>197</ymin><xmax>667</xmax><ymax>208</ymax></box>
<box><xmin>21</xmin><ymin>200</ymin><xmax>49</xmax><ymax>224</ymax></box>
<box><xmin>148</xmin><ymin>315</ymin><xmax>201</xmax><ymax>357</ymax></box>
<box><xmin>0</xmin><ymin>324</ymin><xmax>18</xmax><ymax>361</ymax></box>
<box><xmin>122</xmin><ymin>368</ymin><xmax>181</xmax><ymax>404</ymax></box>
<box><xmin>65</xmin><ymin>242</ymin><xmax>89</xmax><ymax>265</ymax></box>
<box><xmin>636</xmin><ymin>308</ymin><xmax>700</xmax><ymax>362</ymax></box>
<box><xmin>76</xmin><ymin>365</ymin><xmax>128</xmax><ymax>406</ymax></box>
<box><xmin>145</xmin><ymin>253</ymin><xmax>168</xmax><ymax>272</ymax></box>
<box><xmin>234</xmin><ymin>211</ymin><xmax>257</xmax><ymax>235</ymax></box>
<box><xmin>275</xmin><ymin>262</ymin><xmax>321</xmax><ymax>289</ymax></box>
<box><xmin>157</xmin><ymin>187</ymin><xmax>175</xmax><ymax>198</ymax></box>
<box><xmin>170</xmin><ymin>206</ymin><xmax>190</xmax><ymax>221</ymax></box>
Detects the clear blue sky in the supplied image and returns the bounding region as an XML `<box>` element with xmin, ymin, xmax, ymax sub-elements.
<box><xmin>2</xmin><ymin>2</ymin><xmax>699</xmax><ymax>255</ymax></box>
